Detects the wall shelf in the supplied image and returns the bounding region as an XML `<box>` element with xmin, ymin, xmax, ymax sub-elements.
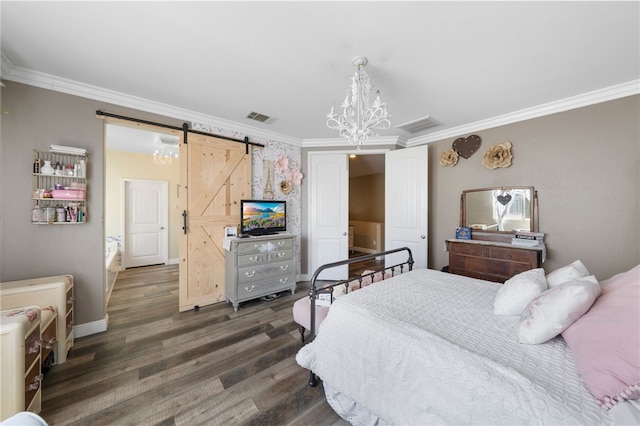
<box><xmin>32</xmin><ymin>150</ymin><xmax>88</xmax><ymax>225</ymax></box>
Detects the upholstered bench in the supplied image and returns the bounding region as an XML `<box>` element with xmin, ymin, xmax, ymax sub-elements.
<box><xmin>293</xmin><ymin>270</ymin><xmax>390</xmax><ymax>343</ymax></box>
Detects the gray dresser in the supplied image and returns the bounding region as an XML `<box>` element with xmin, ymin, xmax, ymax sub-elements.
<box><xmin>224</xmin><ymin>234</ymin><xmax>296</xmax><ymax>311</ymax></box>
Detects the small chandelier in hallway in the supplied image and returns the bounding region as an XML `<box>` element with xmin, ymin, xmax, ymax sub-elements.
<box><xmin>326</xmin><ymin>56</ymin><xmax>391</xmax><ymax>147</ymax></box>
<box><xmin>153</xmin><ymin>136</ymin><xmax>179</xmax><ymax>166</ymax></box>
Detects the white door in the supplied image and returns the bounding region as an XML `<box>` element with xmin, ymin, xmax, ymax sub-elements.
<box><xmin>385</xmin><ymin>146</ymin><xmax>429</xmax><ymax>269</ymax></box>
<box><xmin>308</xmin><ymin>152</ymin><xmax>349</xmax><ymax>280</ymax></box>
<box><xmin>123</xmin><ymin>179</ymin><xmax>168</xmax><ymax>268</ymax></box>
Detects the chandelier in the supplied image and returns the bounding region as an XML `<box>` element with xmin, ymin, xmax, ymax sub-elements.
<box><xmin>326</xmin><ymin>56</ymin><xmax>391</xmax><ymax>147</ymax></box>
<box><xmin>153</xmin><ymin>136</ymin><xmax>179</xmax><ymax>165</ymax></box>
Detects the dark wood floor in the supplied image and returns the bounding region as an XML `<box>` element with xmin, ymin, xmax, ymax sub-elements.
<box><xmin>39</xmin><ymin>264</ymin><xmax>351</xmax><ymax>426</ymax></box>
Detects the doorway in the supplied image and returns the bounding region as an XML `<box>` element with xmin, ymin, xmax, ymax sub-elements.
<box><xmin>104</xmin><ymin>123</ymin><xmax>180</xmax><ymax>307</ymax></box>
<box><xmin>122</xmin><ymin>179</ymin><xmax>168</xmax><ymax>268</ymax></box>
<box><xmin>308</xmin><ymin>146</ymin><xmax>428</xmax><ymax>279</ymax></box>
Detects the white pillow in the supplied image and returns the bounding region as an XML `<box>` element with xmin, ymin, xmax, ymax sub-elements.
<box><xmin>494</xmin><ymin>268</ymin><xmax>548</xmax><ymax>315</ymax></box>
<box><xmin>519</xmin><ymin>275</ymin><xmax>601</xmax><ymax>344</ymax></box>
<box><xmin>546</xmin><ymin>260</ymin><xmax>590</xmax><ymax>288</ymax></box>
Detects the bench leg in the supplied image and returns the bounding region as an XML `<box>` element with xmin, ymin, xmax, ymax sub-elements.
<box><xmin>298</xmin><ymin>325</ymin><xmax>306</xmax><ymax>343</ymax></box>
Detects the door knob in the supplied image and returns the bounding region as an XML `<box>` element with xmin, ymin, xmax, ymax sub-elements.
<box><xmin>160</xmin><ymin>227</ymin><xmax>165</xmax><ymax>230</ymax></box>
<box><xmin>343</xmin><ymin>232</ymin><xmax>347</xmax><ymax>236</ymax></box>
<box><xmin>420</xmin><ymin>235</ymin><xmax>426</xmax><ymax>239</ymax></box>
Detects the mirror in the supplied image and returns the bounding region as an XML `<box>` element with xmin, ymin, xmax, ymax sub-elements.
<box><xmin>461</xmin><ymin>186</ymin><xmax>537</xmax><ymax>233</ymax></box>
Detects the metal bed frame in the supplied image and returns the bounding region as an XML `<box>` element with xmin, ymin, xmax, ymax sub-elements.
<box><xmin>306</xmin><ymin>247</ymin><xmax>414</xmax><ymax>386</ymax></box>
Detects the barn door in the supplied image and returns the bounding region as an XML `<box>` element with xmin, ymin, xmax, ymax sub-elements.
<box><xmin>178</xmin><ymin>134</ymin><xmax>251</xmax><ymax>312</ymax></box>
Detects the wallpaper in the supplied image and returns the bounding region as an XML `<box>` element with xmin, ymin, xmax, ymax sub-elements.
<box><xmin>191</xmin><ymin>123</ymin><xmax>303</xmax><ymax>277</ymax></box>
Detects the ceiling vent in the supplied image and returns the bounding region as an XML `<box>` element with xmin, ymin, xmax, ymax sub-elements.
<box><xmin>246</xmin><ymin>111</ymin><xmax>277</xmax><ymax>124</ymax></box>
<box><xmin>395</xmin><ymin>115</ymin><xmax>441</xmax><ymax>133</ymax></box>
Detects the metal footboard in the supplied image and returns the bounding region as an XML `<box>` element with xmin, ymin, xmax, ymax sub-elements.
<box><xmin>307</xmin><ymin>247</ymin><xmax>414</xmax><ymax>386</ymax></box>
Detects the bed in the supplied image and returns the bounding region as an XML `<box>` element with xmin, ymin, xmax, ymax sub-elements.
<box><xmin>296</xmin><ymin>249</ymin><xmax>640</xmax><ymax>425</ymax></box>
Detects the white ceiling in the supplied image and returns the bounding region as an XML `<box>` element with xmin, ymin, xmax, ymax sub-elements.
<box><xmin>2</xmin><ymin>1</ymin><xmax>639</xmax><ymax>149</ymax></box>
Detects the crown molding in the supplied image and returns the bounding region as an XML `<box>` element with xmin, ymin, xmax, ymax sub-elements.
<box><xmin>0</xmin><ymin>59</ymin><xmax>303</xmax><ymax>147</ymax></box>
<box><xmin>405</xmin><ymin>79</ymin><xmax>640</xmax><ymax>147</ymax></box>
<box><xmin>1</xmin><ymin>51</ymin><xmax>14</xmax><ymax>79</ymax></box>
<box><xmin>303</xmin><ymin>135</ymin><xmax>403</xmax><ymax>149</ymax></box>
<box><xmin>3</xmin><ymin>53</ymin><xmax>637</xmax><ymax>150</ymax></box>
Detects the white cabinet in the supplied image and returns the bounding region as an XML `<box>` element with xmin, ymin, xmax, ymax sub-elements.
<box><xmin>225</xmin><ymin>234</ymin><xmax>296</xmax><ymax>311</ymax></box>
<box><xmin>32</xmin><ymin>149</ymin><xmax>87</xmax><ymax>224</ymax></box>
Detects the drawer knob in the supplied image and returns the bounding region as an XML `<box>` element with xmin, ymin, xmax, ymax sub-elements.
<box><xmin>249</xmin><ymin>256</ymin><xmax>258</xmax><ymax>262</ymax></box>
<box><xmin>277</xmin><ymin>252</ymin><xmax>285</xmax><ymax>258</ymax></box>
<box><xmin>245</xmin><ymin>271</ymin><xmax>256</xmax><ymax>278</ymax></box>
<box><xmin>279</xmin><ymin>277</ymin><xmax>288</xmax><ymax>284</ymax></box>
<box><xmin>280</xmin><ymin>265</ymin><xmax>289</xmax><ymax>271</ymax></box>
<box><xmin>29</xmin><ymin>342</ymin><xmax>41</xmax><ymax>353</ymax></box>
<box><xmin>244</xmin><ymin>285</ymin><xmax>256</xmax><ymax>293</ymax></box>
<box><xmin>277</xmin><ymin>241</ymin><xmax>285</xmax><ymax>246</ymax></box>
<box><xmin>45</xmin><ymin>337</ymin><xmax>57</xmax><ymax>349</ymax></box>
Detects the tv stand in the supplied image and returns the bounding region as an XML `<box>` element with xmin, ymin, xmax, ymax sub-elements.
<box><xmin>224</xmin><ymin>234</ymin><xmax>296</xmax><ymax>311</ymax></box>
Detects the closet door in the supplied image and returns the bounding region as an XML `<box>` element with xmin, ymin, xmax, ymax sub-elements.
<box><xmin>308</xmin><ymin>152</ymin><xmax>349</xmax><ymax>280</ymax></box>
<box><xmin>178</xmin><ymin>134</ymin><xmax>251</xmax><ymax>312</ymax></box>
<box><xmin>385</xmin><ymin>145</ymin><xmax>428</xmax><ymax>269</ymax></box>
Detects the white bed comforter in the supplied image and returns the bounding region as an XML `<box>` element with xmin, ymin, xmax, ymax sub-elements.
<box><xmin>296</xmin><ymin>269</ymin><xmax>614</xmax><ymax>425</ymax></box>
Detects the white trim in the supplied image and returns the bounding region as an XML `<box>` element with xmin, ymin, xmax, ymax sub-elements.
<box><xmin>121</xmin><ymin>178</ymin><xmax>169</xmax><ymax>268</ymax></box>
<box><xmin>2</xmin><ymin>63</ymin><xmax>303</xmax><ymax>147</ymax></box>
<box><xmin>303</xmin><ymin>135</ymin><xmax>403</xmax><ymax>148</ymax></box>
<box><xmin>3</xmin><ymin>59</ymin><xmax>637</xmax><ymax>149</ymax></box>
<box><xmin>405</xmin><ymin>80</ymin><xmax>640</xmax><ymax>146</ymax></box>
<box><xmin>74</xmin><ymin>315</ymin><xmax>109</xmax><ymax>338</ymax></box>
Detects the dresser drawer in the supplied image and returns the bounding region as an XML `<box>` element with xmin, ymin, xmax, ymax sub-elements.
<box><xmin>238</xmin><ymin>260</ymin><xmax>295</xmax><ymax>285</ymax></box>
<box><xmin>237</xmin><ymin>249</ymin><xmax>293</xmax><ymax>267</ymax></box>
<box><xmin>236</xmin><ymin>273</ymin><xmax>296</xmax><ymax>300</ymax></box>
<box><xmin>24</xmin><ymin>327</ymin><xmax>40</xmax><ymax>373</ymax></box>
<box><xmin>66</xmin><ymin>288</ymin><xmax>73</xmax><ymax>314</ymax></box>
<box><xmin>489</xmin><ymin>246</ymin><xmax>537</xmax><ymax>263</ymax></box>
<box><xmin>449</xmin><ymin>241</ymin><xmax>489</xmax><ymax>257</ymax></box>
<box><xmin>41</xmin><ymin>315</ymin><xmax>57</xmax><ymax>360</ymax></box>
<box><xmin>66</xmin><ymin>311</ymin><xmax>73</xmax><ymax>339</ymax></box>
<box><xmin>236</xmin><ymin>238</ymin><xmax>293</xmax><ymax>255</ymax></box>
<box><xmin>24</xmin><ymin>361</ymin><xmax>41</xmax><ymax>410</ymax></box>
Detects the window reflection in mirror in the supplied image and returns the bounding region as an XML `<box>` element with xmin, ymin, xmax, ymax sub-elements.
<box><xmin>463</xmin><ymin>187</ymin><xmax>534</xmax><ymax>232</ymax></box>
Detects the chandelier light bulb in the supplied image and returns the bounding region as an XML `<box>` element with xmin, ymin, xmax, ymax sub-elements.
<box><xmin>327</xmin><ymin>56</ymin><xmax>390</xmax><ymax>147</ymax></box>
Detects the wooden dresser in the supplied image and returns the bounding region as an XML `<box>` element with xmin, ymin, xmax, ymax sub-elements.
<box><xmin>225</xmin><ymin>234</ymin><xmax>296</xmax><ymax>311</ymax></box>
<box><xmin>447</xmin><ymin>239</ymin><xmax>543</xmax><ymax>283</ymax></box>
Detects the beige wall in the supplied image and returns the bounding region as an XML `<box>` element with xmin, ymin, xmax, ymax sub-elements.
<box><xmin>0</xmin><ymin>82</ymin><xmax>186</xmax><ymax>328</ymax></box>
<box><xmin>349</xmin><ymin>173</ymin><xmax>385</xmax><ymax>222</ymax></box>
<box><xmin>427</xmin><ymin>95</ymin><xmax>639</xmax><ymax>280</ymax></box>
<box><xmin>105</xmin><ymin>149</ymin><xmax>180</xmax><ymax>262</ymax></box>
<box><xmin>301</xmin><ymin>96</ymin><xmax>639</xmax><ymax>281</ymax></box>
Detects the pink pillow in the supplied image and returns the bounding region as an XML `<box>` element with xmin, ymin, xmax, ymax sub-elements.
<box><xmin>562</xmin><ymin>264</ymin><xmax>640</xmax><ymax>409</ymax></box>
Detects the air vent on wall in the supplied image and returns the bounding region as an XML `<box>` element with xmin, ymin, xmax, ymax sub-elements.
<box><xmin>395</xmin><ymin>115</ymin><xmax>441</xmax><ymax>133</ymax></box>
<box><xmin>246</xmin><ymin>111</ymin><xmax>277</xmax><ymax>124</ymax></box>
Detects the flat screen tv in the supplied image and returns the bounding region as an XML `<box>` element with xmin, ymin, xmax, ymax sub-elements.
<box><xmin>240</xmin><ymin>199</ymin><xmax>286</xmax><ymax>236</ymax></box>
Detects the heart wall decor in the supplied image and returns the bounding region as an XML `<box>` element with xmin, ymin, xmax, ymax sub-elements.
<box><xmin>452</xmin><ymin>134</ymin><xmax>482</xmax><ymax>159</ymax></box>
<box><xmin>496</xmin><ymin>193</ymin><xmax>512</xmax><ymax>206</ymax></box>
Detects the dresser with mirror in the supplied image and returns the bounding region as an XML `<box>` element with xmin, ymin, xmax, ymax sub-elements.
<box><xmin>447</xmin><ymin>186</ymin><xmax>545</xmax><ymax>283</ymax></box>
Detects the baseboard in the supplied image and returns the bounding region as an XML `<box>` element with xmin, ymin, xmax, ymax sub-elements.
<box><xmin>74</xmin><ymin>314</ymin><xmax>109</xmax><ymax>338</ymax></box>
<box><xmin>352</xmin><ymin>247</ymin><xmax>377</xmax><ymax>254</ymax></box>
<box><xmin>168</xmin><ymin>257</ymin><xmax>180</xmax><ymax>265</ymax></box>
